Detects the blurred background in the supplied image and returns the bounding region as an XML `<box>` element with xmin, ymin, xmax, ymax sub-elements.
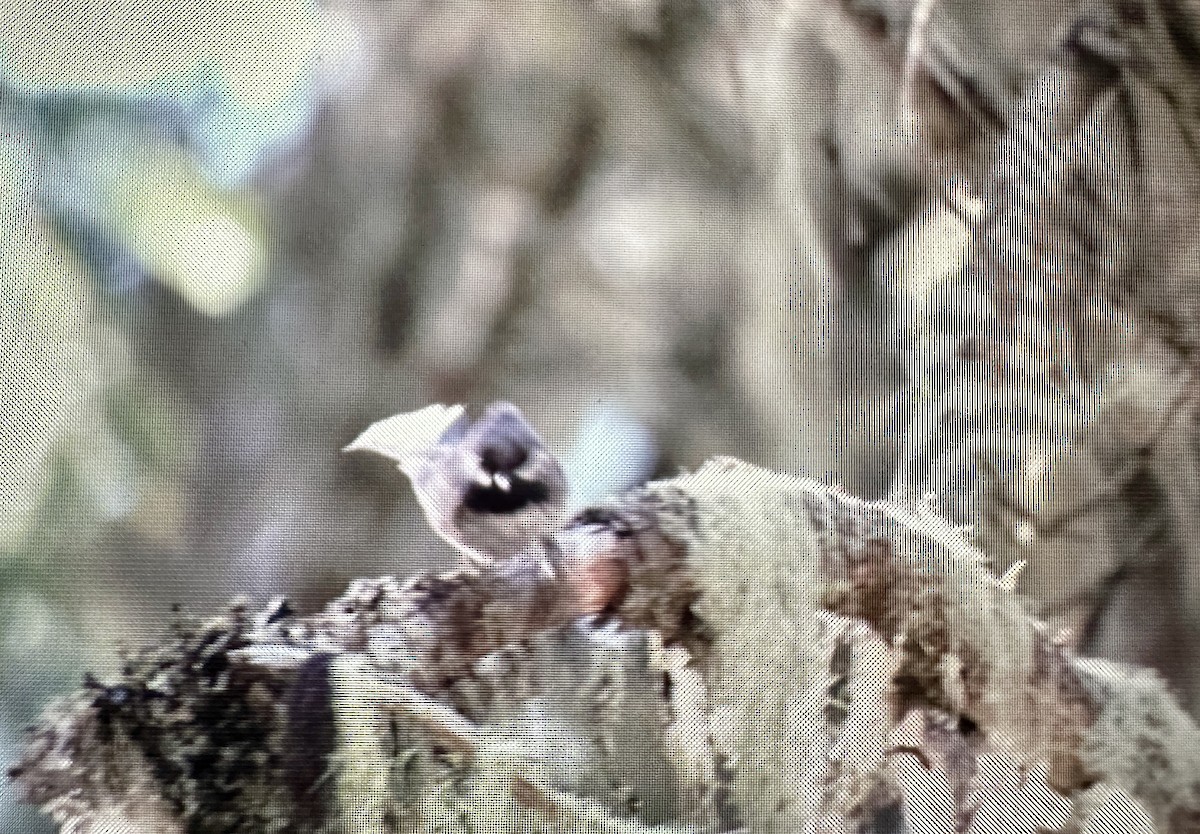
<box><xmin>0</xmin><ymin>4</ymin><xmax>834</xmax><ymax>828</ymax></box>
<box><xmin>3</xmin><ymin>0</ymin><xmax>1198</xmax><ymax>830</ymax></box>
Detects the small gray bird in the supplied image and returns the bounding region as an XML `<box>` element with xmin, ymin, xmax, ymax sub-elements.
<box><xmin>345</xmin><ymin>402</ymin><xmax>568</xmax><ymax>563</ymax></box>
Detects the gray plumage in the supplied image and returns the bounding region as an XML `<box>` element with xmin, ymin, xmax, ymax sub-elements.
<box><xmin>346</xmin><ymin>402</ymin><xmax>568</xmax><ymax>563</ymax></box>
<box><xmin>431</xmin><ymin>401</ymin><xmax>568</xmax><ymax>562</ymax></box>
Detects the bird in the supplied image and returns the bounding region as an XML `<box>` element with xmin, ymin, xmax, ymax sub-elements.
<box><xmin>345</xmin><ymin>402</ymin><xmax>568</xmax><ymax>564</ymax></box>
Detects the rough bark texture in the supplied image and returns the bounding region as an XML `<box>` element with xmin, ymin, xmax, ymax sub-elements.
<box><xmin>11</xmin><ymin>0</ymin><xmax>1200</xmax><ymax>831</ymax></box>
<box><xmin>11</xmin><ymin>459</ymin><xmax>1199</xmax><ymax>834</ymax></box>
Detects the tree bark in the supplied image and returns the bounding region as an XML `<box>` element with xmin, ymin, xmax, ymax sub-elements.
<box><xmin>11</xmin><ymin>459</ymin><xmax>1199</xmax><ymax>833</ymax></box>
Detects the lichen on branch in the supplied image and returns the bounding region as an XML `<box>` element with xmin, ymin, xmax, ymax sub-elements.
<box><xmin>9</xmin><ymin>457</ymin><xmax>1200</xmax><ymax>834</ymax></box>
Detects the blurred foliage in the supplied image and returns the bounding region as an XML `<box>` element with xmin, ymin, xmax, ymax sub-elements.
<box><xmin>0</xmin><ymin>2</ymin><xmax>338</xmax><ymax>828</ymax></box>
<box><xmin>5</xmin><ymin>0</ymin><xmax>1200</xmax><ymax>830</ymax></box>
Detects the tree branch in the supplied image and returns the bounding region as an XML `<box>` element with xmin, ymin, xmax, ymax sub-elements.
<box><xmin>11</xmin><ymin>457</ymin><xmax>1200</xmax><ymax>833</ymax></box>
